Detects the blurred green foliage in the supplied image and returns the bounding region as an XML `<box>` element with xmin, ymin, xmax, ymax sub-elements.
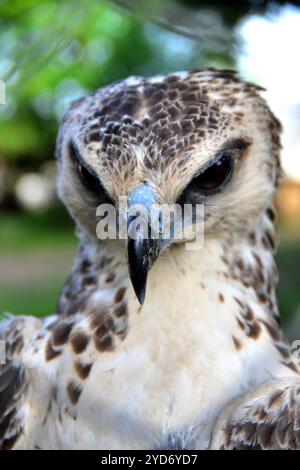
<box><xmin>0</xmin><ymin>1</ymin><xmax>151</xmax><ymax>161</ymax></box>
<box><xmin>0</xmin><ymin>0</ymin><xmax>235</xmax><ymax>164</ymax></box>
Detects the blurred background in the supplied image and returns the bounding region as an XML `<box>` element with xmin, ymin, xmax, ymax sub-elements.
<box><xmin>0</xmin><ymin>0</ymin><xmax>299</xmax><ymax>339</ymax></box>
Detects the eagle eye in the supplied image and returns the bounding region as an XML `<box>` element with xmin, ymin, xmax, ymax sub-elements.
<box><xmin>68</xmin><ymin>140</ymin><xmax>100</xmax><ymax>192</ymax></box>
<box><xmin>193</xmin><ymin>154</ymin><xmax>233</xmax><ymax>192</ymax></box>
<box><xmin>77</xmin><ymin>164</ymin><xmax>100</xmax><ymax>191</ymax></box>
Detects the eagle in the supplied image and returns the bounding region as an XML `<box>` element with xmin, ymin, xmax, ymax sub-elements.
<box><xmin>1</xmin><ymin>69</ymin><xmax>299</xmax><ymax>450</ymax></box>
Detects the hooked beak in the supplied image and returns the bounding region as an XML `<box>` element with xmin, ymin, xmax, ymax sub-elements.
<box><xmin>127</xmin><ymin>226</ymin><xmax>162</xmax><ymax>305</ymax></box>
<box><xmin>126</xmin><ymin>184</ymin><xmax>168</xmax><ymax>305</ymax></box>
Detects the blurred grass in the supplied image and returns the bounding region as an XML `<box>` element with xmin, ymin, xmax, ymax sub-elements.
<box><xmin>276</xmin><ymin>240</ymin><xmax>300</xmax><ymax>325</ymax></box>
<box><xmin>0</xmin><ymin>208</ymin><xmax>76</xmax><ymax>253</ymax></box>
<box><xmin>0</xmin><ymin>209</ymin><xmax>76</xmax><ymax>317</ymax></box>
<box><xmin>0</xmin><ymin>275</ymin><xmax>68</xmax><ymax>318</ymax></box>
<box><xmin>0</xmin><ymin>211</ymin><xmax>299</xmax><ymax>326</ymax></box>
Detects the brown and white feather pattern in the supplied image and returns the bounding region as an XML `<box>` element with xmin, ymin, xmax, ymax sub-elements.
<box><xmin>0</xmin><ymin>316</ymin><xmax>44</xmax><ymax>449</ymax></box>
<box><xmin>1</xmin><ymin>69</ymin><xmax>299</xmax><ymax>449</ymax></box>
<box><xmin>210</xmin><ymin>378</ymin><xmax>300</xmax><ymax>449</ymax></box>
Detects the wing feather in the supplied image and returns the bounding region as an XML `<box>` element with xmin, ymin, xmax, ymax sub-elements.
<box><xmin>0</xmin><ymin>316</ymin><xmax>42</xmax><ymax>449</ymax></box>
<box><xmin>210</xmin><ymin>378</ymin><xmax>300</xmax><ymax>450</ymax></box>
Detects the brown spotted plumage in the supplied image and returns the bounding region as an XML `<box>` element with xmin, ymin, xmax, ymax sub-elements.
<box><xmin>211</xmin><ymin>379</ymin><xmax>300</xmax><ymax>450</ymax></box>
<box><xmin>66</xmin><ymin>381</ymin><xmax>82</xmax><ymax>405</ymax></box>
<box><xmin>69</xmin><ymin>330</ymin><xmax>90</xmax><ymax>354</ymax></box>
<box><xmin>1</xmin><ymin>69</ymin><xmax>299</xmax><ymax>449</ymax></box>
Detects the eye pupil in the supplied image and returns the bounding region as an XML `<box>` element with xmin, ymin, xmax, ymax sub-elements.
<box><xmin>194</xmin><ymin>154</ymin><xmax>232</xmax><ymax>192</ymax></box>
<box><xmin>78</xmin><ymin>164</ymin><xmax>99</xmax><ymax>191</ymax></box>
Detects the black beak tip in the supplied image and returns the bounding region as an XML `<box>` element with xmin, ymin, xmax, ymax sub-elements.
<box><xmin>127</xmin><ymin>237</ymin><xmax>149</xmax><ymax>305</ymax></box>
<box><xmin>128</xmin><ymin>262</ymin><xmax>148</xmax><ymax>305</ymax></box>
<box><xmin>136</xmin><ymin>286</ymin><xmax>146</xmax><ymax>305</ymax></box>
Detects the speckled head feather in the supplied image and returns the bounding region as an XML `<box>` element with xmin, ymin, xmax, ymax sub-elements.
<box><xmin>56</xmin><ymin>69</ymin><xmax>282</xmax><ymax>239</ymax></box>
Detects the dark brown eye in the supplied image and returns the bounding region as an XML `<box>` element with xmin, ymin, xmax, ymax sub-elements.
<box><xmin>193</xmin><ymin>154</ymin><xmax>233</xmax><ymax>192</ymax></box>
<box><xmin>68</xmin><ymin>140</ymin><xmax>100</xmax><ymax>191</ymax></box>
<box><xmin>78</xmin><ymin>164</ymin><xmax>100</xmax><ymax>191</ymax></box>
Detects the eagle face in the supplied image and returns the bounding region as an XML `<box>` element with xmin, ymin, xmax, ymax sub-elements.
<box><xmin>56</xmin><ymin>70</ymin><xmax>281</xmax><ymax>302</ymax></box>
